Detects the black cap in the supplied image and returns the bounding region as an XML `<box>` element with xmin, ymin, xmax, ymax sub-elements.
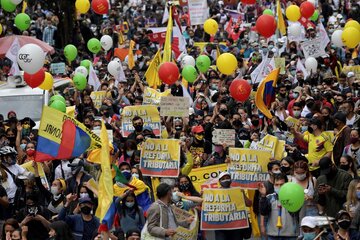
<box><xmin>309</xmin><ymin>118</ymin><xmax>322</xmax><ymax>128</ymax></box>
<box><xmin>119</xmin><ymin>161</ymin><xmax>131</xmax><ymax>169</ymax></box>
<box><xmin>20</xmin><ymin>117</ymin><xmax>36</xmax><ymax>128</ymax></box>
<box><xmin>79</xmin><ymin>196</ymin><xmax>94</xmax><ymax>205</ymax></box>
<box><xmin>335</xmin><ymin>210</ymin><xmax>350</xmax><ymax>220</ymax></box>
<box><xmin>319</xmin><ymin>157</ymin><xmax>333</xmax><ymax>175</ymax></box>
<box><xmin>333</xmin><ymin>112</ymin><xmax>347</xmax><ymax>124</ymax></box>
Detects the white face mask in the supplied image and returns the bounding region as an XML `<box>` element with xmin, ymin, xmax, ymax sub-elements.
<box><xmin>80</xmin><ymin>193</ymin><xmax>89</xmax><ymax>199</ymax></box>
<box><xmin>295</xmin><ymin>173</ymin><xmax>307</xmax><ymax>181</ymax></box>
<box><xmin>51</xmin><ymin>186</ymin><xmax>59</xmax><ymax>195</ymax></box>
<box><xmin>272</xmin><ymin>170</ymin><xmax>281</xmax><ymax>174</ymax></box>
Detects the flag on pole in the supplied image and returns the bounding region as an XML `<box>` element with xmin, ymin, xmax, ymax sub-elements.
<box><xmin>5</xmin><ymin>38</ymin><xmax>21</xmax><ymax>76</ymax></box>
<box><xmin>88</xmin><ymin>64</ymin><xmax>101</xmax><ymax>91</ymax></box>
<box><xmin>145</xmin><ymin>49</ymin><xmax>162</xmax><ymax>88</ymax></box>
<box><xmin>163</xmin><ymin>6</ymin><xmax>173</xmax><ymax>62</ymax></box>
<box><xmin>128</xmin><ymin>40</ymin><xmax>135</xmax><ymax>70</ymax></box>
<box><xmin>255</xmin><ymin>68</ymin><xmax>280</xmax><ymax>119</ymax></box>
<box><xmin>95</xmin><ymin>121</ymin><xmax>114</xmax><ymax>222</ymax></box>
<box><xmin>276</xmin><ymin>0</ymin><xmax>286</xmax><ymax>35</ymax></box>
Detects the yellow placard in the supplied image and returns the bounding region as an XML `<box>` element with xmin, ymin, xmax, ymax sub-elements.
<box><xmin>21</xmin><ymin>161</ymin><xmax>49</xmax><ymax>190</ymax></box>
<box><xmin>275</xmin><ymin>58</ymin><xmax>286</xmax><ymax>74</ymax></box>
<box><xmin>257</xmin><ymin>134</ymin><xmax>278</xmax><ymax>157</ymax></box>
<box><xmin>90</xmin><ymin>91</ymin><xmax>107</xmax><ymax>110</ymax></box>
<box><xmin>274</xmin><ymin>140</ymin><xmax>286</xmax><ymax>160</ymax></box>
<box><xmin>342</xmin><ymin>66</ymin><xmax>360</xmax><ymax>79</ymax></box>
<box><xmin>228</xmin><ymin>148</ymin><xmax>271</xmax><ymax>189</ymax></box>
<box><xmin>285</xmin><ymin>116</ymin><xmax>300</xmax><ymax>128</ymax></box>
<box><xmin>171</xmin><ymin>209</ymin><xmax>198</xmax><ymax>240</ymax></box>
<box><xmin>188</xmin><ymin>164</ymin><xmax>228</xmax><ymax>192</ymax></box>
<box><xmin>143</xmin><ymin>87</ymin><xmax>171</xmax><ymax>106</ymax></box>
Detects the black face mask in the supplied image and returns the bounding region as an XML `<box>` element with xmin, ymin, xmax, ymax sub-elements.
<box><xmin>80</xmin><ymin>206</ymin><xmax>92</xmax><ymax>215</ymax></box>
<box><xmin>179</xmin><ymin>183</ymin><xmax>190</xmax><ymax>191</ymax></box>
<box><xmin>134</xmin><ymin>125</ymin><xmax>143</xmax><ymax>132</ymax></box>
<box><xmin>85</xmin><ymin>124</ymin><xmax>92</xmax><ymax>129</ymax></box>
<box><xmin>233</xmin><ymin>119</ymin><xmax>242</xmax><ymax>127</ymax></box>
<box><xmin>338</xmin><ymin>219</ymin><xmax>351</xmax><ymax>229</ymax></box>
<box><xmin>339</xmin><ymin>164</ymin><xmax>350</xmax><ymax>171</ymax></box>
<box><xmin>220</xmin><ymin>109</ymin><xmax>228</xmax><ymax>116</ymax></box>
<box><xmin>279</xmin><ymin>93</ymin><xmax>287</xmax><ymax>98</ymax></box>
<box><xmin>251</xmin><ymin>119</ymin><xmax>259</xmax><ymax>127</ymax></box>
<box><xmin>307</xmin><ymin>127</ymin><xmax>314</xmax><ymax>134</ymax></box>
<box><xmin>281</xmin><ymin>166</ymin><xmax>291</xmax><ymax>174</ymax></box>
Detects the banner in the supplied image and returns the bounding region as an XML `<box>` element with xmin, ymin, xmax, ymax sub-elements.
<box><xmin>90</xmin><ymin>91</ymin><xmax>107</xmax><ymax>110</ymax></box>
<box><xmin>160</xmin><ymin>96</ymin><xmax>190</xmax><ymax>117</ymax></box>
<box><xmin>21</xmin><ymin>161</ymin><xmax>49</xmax><ymax>190</ymax></box>
<box><xmin>201</xmin><ymin>188</ymin><xmax>249</xmax><ymax>230</ymax></box>
<box><xmin>121</xmin><ymin>106</ymin><xmax>161</xmax><ymax>137</ymax></box>
<box><xmin>143</xmin><ymin>87</ymin><xmax>171</xmax><ymax>106</ymax></box>
<box><xmin>301</xmin><ymin>38</ymin><xmax>327</xmax><ymax>59</ymax></box>
<box><xmin>172</xmin><ymin>209</ymin><xmax>198</xmax><ymax>240</ymax></box>
<box><xmin>50</xmin><ymin>62</ymin><xmax>66</xmax><ymax>75</ymax></box>
<box><xmin>188</xmin><ymin>0</ymin><xmax>209</xmax><ymax>25</ymax></box>
<box><xmin>274</xmin><ymin>58</ymin><xmax>286</xmax><ymax>74</ymax></box>
<box><xmin>140</xmin><ymin>139</ymin><xmax>180</xmax><ymax>177</ymax></box>
<box><xmin>342</xmin><ymin>65</ymin><xmax>360</xmax><ymax>79</ymax></box>
<box><xmin>257</xmin><ymin>134</ymin><xmax>278</xmax><ymax>157</ymax></box>
<box><xmin>212</xmin><ymin>129</ymin><xmax>235</xmax><ymax>147</ymax></box>
<box><xmin>188</xmin><ymin>164</ymin><xmax>228</xmax><ymax>192</ymax></box>
<box><xmin>228</xmin><ymin>148</ymin><xmax>271</xmax><ymax>189</ymax></box>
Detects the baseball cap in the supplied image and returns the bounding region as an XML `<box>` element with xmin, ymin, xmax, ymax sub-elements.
<box><xmin>319</xmin><ymin>157</ymin><xmax>333</xmax><ymax>175</ymax></box>
<box><xmin>347</xmin><ymin>72</ymin><xmax>355</xmax><ymax>78</ymax></box>
<box><xmin>192</xmin><ymin>125</ymin><xmax>204</xmax><ymax>134</ymax></box>
<box><xmin>79</xmin><ymin>196</ymin><xmax>94</xmax><ymax>205</ymax></box>
<box><xmin>333</xmin><ymin>112</ymin><xmax>347</xmax><ymax>124</ymax></box>
<box><xmin>301</xmin><ymin>216</ymin><xmax>317</xmax><ymax>228</ymax></box>
<box><xmin>218</xmin><ymin>171</ymin><xmax>230</xmax><ymax>180</ymax></box>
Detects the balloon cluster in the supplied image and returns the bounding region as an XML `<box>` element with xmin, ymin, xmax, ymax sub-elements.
<box><xmin>1</xmin><ymin>0</ymin><xmax>22</xmax><ymax>13</ymax></box>
<box><xmin>49</xmin><ymin>95</ymin><xmax>66</xmax><ymax>113</ymax></box>
<box><xmin>332</xmin><ymin>20</ymin><xmax>360</xmax><ymax>49</ymax></box>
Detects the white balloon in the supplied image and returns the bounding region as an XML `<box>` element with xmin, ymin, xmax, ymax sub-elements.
<box><xmin>181</xmin><ymin>55</ymin><xmax>195</xmax><ymax>67</ymax></box>
<box><xmin>305</xmin><ymin>57</ymin><xmax>318</xmax><ymax>73</ymax></box>
<box><xmin>288</xmin><ymin>24</ymin><xmax>302</xmax><ymax>38</ymax></box>
<box><xmin>17</xmin><ymin>44</ymin><xmax>45</xmax><ymax>74</ymax></box>
<box><xmin>10</xmin><ymin>0</ymin><xmax>22</xmax><ymax>5</ymax></box>
<box><xmin>100</xmin><ymin>35</ymin><xmax>113</xmax><ymax>51</ymax></box>
<box><xmin>331</xmin><ymin>30</ymin><xmax>344</xmax><ymax>48</ymax></box>
<box><xmin>107</xmin><ymin>60</ymin><xmax>121</xmax><ymax>77</ymax></box>
<box><xmin>307</xmin><ymin>0</ymin><xmax>316</xmax><ymax>6</ymax></box>
<box><xmin>75</xmin><ymin>66</ymin><xmax>88</xmax><ymax>77</ymax></box>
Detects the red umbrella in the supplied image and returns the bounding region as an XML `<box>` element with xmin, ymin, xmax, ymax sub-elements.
<box><xmin>0</xmin><ymin>35</ymin><xmax>55</xmax><ymax>58</ymax></box>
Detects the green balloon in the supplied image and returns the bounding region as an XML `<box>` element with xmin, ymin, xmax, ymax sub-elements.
<box><xmin>49</xmin><ymin>95</ymin><xmax>66</xmax><ymax>106</ymax></box>
<box><xmin>263</xmin><ymin>9</ymin><xmax>273</xmax><ymax>16</ymax></box>
<box><xmin>15</xmin><ymin>13</ymin><xmax>31</xmax><ymax>31</ymax></box>
<box><xmin>80</xmin><ymin>59</ymin><xmax>91</xmax><ymax>70</ymax></box>
<box><xmin>1</xmin><ymin>0</ymin><xmax>16</xmax><ymax>12</ymax></box>
<box><xmin>73</xmin><ymin>73</ymin><xmax>87</xmax><ymax>90</ymax></box>
<box><xmin>279</xmin><ymin>182</ymin><xmax>305</xmax><ymax>212</ymax></box>
<box><xmin>310</xmin><ymin>10</ymin><xmax>319</xmax><ymax>21</ymax></box>
<box><xmin>87</xmin><ymin>38</ymin><xmax>101</xmax><ymax>54</ymax></box>
<box><xmin>50</xmin><ymin>100</ymin><xmax>66</xmax><ymax>113</ymax></box>
<box><xmin>182</xmin><ymin>65</ymin><xmax>198</xmax><ymax>83</ymax></box>
<box><xmin>64</xmin><ymin>44</ymin><xmax>78</xmax><ymax>62</ymax></box>
<box><xmin>196</xmin><ymin>55</ymin><xmax>211</xmax><ymax>73</ymax></box>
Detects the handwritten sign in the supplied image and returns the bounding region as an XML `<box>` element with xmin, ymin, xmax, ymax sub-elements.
<box><xmin>143</xmin><ymin>87</ymin><xmax>171</xmax><ymax>106</ymax></box>
<box><xmin>275</xmin><ymin>58</ymin><xmax>286</xmax><ymax>74</ymax></box>
<box><xmin>172</xmin><ymin>209</ymin><xmax>198</xmax><ymax>240</ymax></box>
<box><xmin>90</xmin><ymin>91</ymin><xmax>107</xmax><ymax>110</ymax></box>
<box><xmin>212</xmin><ymin>129</ymin><xmax>235</xmax><ymax>147</ymax></box>
<box><xmin>50</xmin><ymin>62</ymin><xmax>66</xmax><ymax>75</ymax></box>
<box><xmin>160</xmin><ymin>96</ymin><xmax>190</xmax><ymax>117</ymax></box>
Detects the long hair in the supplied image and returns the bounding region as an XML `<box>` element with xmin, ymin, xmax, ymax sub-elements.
<box><xmin>121</xmin><ymin>191</ymin><xmax>141</xmax><ymax>217</ymax></box>
<box><xmin>341</xmin><ymin>155</ymin><xmax>358</xmax><ymax>178</ymax></box>
<box><xmin>178</xmin><ymin>175</ymin><xmax>200</xmax><ymax>197</ymax></box>
<box><xmin>345</xmin><ymin>179</ymin><xmax>360</xmax><ymax>212</ymax></box>
<box><xmin>1</xmin><ymin>218</ymin><xmax>19</xmax><ymax>240</ymax></box>
<box><xmin>49</xmin><ymin>220</ymin><xmax>74</xmax><ymax>240</ymax></box>
<box><xmin>293</xmin><ymin>160</ymin><xmax>310</xmax><ymax>178</ymax></box>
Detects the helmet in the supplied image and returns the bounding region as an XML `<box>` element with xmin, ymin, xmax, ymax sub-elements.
<box><xmin>0</xmin><ymin>146</ymin><xmax>17</xmax><ymax>156</ymax></box>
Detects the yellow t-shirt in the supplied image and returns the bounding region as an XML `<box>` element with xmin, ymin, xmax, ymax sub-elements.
<box><xmin>303</xmin><ymin>132</ymin><xmax>333</xmax><ymax>171</ymax></box>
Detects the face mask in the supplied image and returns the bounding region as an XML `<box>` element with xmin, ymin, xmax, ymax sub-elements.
<box><xmin>356</xmin><ymin>190</ymin><xmax>360</xmax><ymax>200</ymax></box>
<box><xmin>281</xmin><ymin>166</ymin><xmax>291</xmax><ymax>174</ymax></box>
<box><xmin>20</xmin><ymin>143</ymin><xmax>26</xmax><ymax>150</ymax></box>
<box><xmin>220</xmin><ymin>109</ymin><xmax>228</xmax><ymax>116</ymax></box>
<box><xmin>211</xmin><ymin>84</ymin><xmax>218</xmax><ymax>91</ymax></box>
<box><xmin>295</xmin><ymin>173</ymin><xmax>307</xmax><ymax>181</ymax></box>
<box><xmin>272</xmin><ymin>170</ymin><xmax>281</xmax><ymax>174</ymax></box>
<box><xmin>125</xmin><ymin>202</ymin><xmax>135</xmax><ymax>208</ymax></box>
<box><xmin>134</xmin><ymin>124</ymin><xmax>143</xmax><ymax>132</ymax></box>
<box><xmin>220</xmin><ymin>179</ymin><xmax>232</xmax><ymax>188</ymax></box>
<box><xmin>350</xmin><ymin>137</ymin><xmax>359</xmax><ymax>144</ymax></box>
<box><xmin>132</xmin><ymin>173</ymin><xmax>139</xmax><ymax>179</ymax></box>
<box><xmin>194</xmin><ymin>134</ymin><xmax>204</xmax><ymax>141</ymax></box>
<box><xmin>339</xmin><ymin>164</ymin><xmax>350</xmax><ymax>171</ymax></box>
<box><xmin>179</xmin><ymin>183</ymin><xmax>190</xmax><ymax>191</ymax></box>
<box><xmin>233</xmin><ymin>119</ymin><xmax>242</xmax><ymax>127</ymax></box>
<box><xmin>301</xmin><ymin>126</ymin><xmax>308</xmax><ymax>132</ymax></box>
<box><xmin>85</xmin><ymin>124</ymin><xmax>92</xmax><ymax>129</ymax></box>
<box><xmin>214</xmin><ymin>145</ymin><xmax>223</xmax><ymax>153</ymax></box>
<box><xmin>293</xmin><ymin>110</ymin><xmax>301</xmax><ymax>118</ymax></box>
<box><xmin>26</xmin><ymin>149</ymin><xmax>36</xmax><ymax>157</ymax></box>
<box><xmin>122</xmin><ymin>170</ymin><xmax>132</xmax><ymax>180</ymax></box>
<box><xmin>93</xmin><ymin>126</ymin><xmax>101</xmax><ymax>130</ymax></box>
<box><xmin>274</xmin><ymin>187</ymin><xmax>280</xmax><ymax>194</ymax></box>
<box><xmin>51</xmin><ymin>186</ymin><xmax>59</xmax><ymax>195</ymax></box>
<box><xmin>292</xmin><ymin>92</ymin><xmax>299</xmax><ymax>99</ymax></box>
<box><xmin>338</xmin><ymin>219</ymin><xmax>351</xmax><ymax>229</ymax></box>
<box><xmin>172</xmin><ymin>192</ymin><xmax>180</xmax><ymax>202</ymax></box>
<box><xmin>126</xmin><ymin>150</ymin><xmax>134</xmax><ymax>157</ymax></box>
<box><xmin>268</xmin><ymin>45</ymin><xmax>274</xmax><ymax>49</ymax></box>
<box><xmin>303</xmin><ymin>232</ymin><xmax>317</xmax><ymax>240</ymax></box>
<box><xmin>252</xmin><ymin>119</ymin><xmax>259</xmax><ymax>126</ymax></box>
<box><xmin>80</xmin><ymin>193</ymin><xmax>89</xmax><ymax>199</ymax></box>
<box><xmin>80</xmin><ymin>206</ymin><xmax>92</xmax><ymax>215</ymax></box>
<box><xmin>175</xmin><ymin>126</ymin><xmax>182</xmax><ymax>131</ymax></box>
<box><xmin>307</xmin><ymin>126</ymin><xmax>314</xmax><ymax>134</ymax></box>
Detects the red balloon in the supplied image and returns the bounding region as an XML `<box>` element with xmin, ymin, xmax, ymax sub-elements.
<box><xmin>300</xmin><ymin>1</ymin><xmax>315</xmax><ymax>19</ymax></box>
<box><xmin>256</xmin><ymin>15</ymin><xmax>277</xmax><ymax>38</ymax></box>
<box><xmin>229</xmin><ymin>79</ymin><xmax>251</xmax><ymax>102</ymax></box>
<box><xmin>91</xmin><ymin>0</ymin><xmax>109</xmax><ymax>15</ymax></box>
<box><xmin>241</xmin><ymin>0</ymin><xmax>256</xmax><ymax>4</ymax></box>
<box><xmin>24</xmin><ymin>69</ymin><xmax>45</xmax><ymax>88</ymax></box>
<box><xmin>158</xmin><ymin>62</ymin><xmax>179</xmax><ymax>85</ymax></box>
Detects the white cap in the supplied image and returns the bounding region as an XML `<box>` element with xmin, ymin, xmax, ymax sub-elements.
<box><xmin>301</xmin><ymin>216</ymin><xmax>317</xmax><ymax>228</ymax></box>
<box><xmin>347</xmin><ymin>72</ymin><xmax>355</xmax><ymax>78</ymax></box>
<box><xmin>189</xmin><ymin>108</ymin><xmax>195</xmax><ymax>115</ymax></box>
<box><xmin>218</xmin><ymin>171</ymin><xmax>230</xmax><ymax>180</ymax></box>
<box><xmin>336</xmin><ymin>13</ymin><xmax>343</xmax><ymax>19</ymax></box>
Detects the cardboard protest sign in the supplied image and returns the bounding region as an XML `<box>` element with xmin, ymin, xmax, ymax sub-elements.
<box><xmin>171</xmin><ymin>209</ymin><xmax>198</xmax><ymax>240</ymax></box>
<box><xmin>90</xmin><ymin>91</ymin><xmax>107</xmax><ymax>110</ymax></box>
<box><xmin>140</xmin><ymin>139</ymin><xmax>180</xmax><ymax>177</ymax></box>
<box><xmin>21</xmin><ymin>161</ymin><xmax>50</xmax><ymax>190</ymax></box>
<box><xmin>257</xmin><ymin>134</ymin><xmax>278</xmax><ymax>157</ymax></box>
<box><xmin>201</xmin><ymin>188</ymin><xmax>249</xmax><ymax>230</ymax></box>
<box><xmin>121</xmin><ymin>106</ymin><xmax>161</xmax><ymax>137</ymax></box>
<box><xmin>143</xmin><ymin>87</ymin><xmax>171</xmax><ymax>106</ymax></box>
<box><xmin>160</xmin><ymin>96</ymin><xmax>190</xmax><ymax>117</ymax></box>
<box><xmin>50</xmin><ymin>62</ymin><xmax>66</xmax><ymax>75</ymax></box>
<box><xmin>188</xmin><ymin>164</ymin><xmax>228</xmax><ymax>192</ymax></box>
<box><xmin>275</xmin><ymin>58</ymin><xmax>286</xmax><ymax>74</ymax></box>
<box><xmin>228</xmin><ymin>148</ymin><xmax>271</xmax><ymax>189</ymax></box>
<box><xmin>212</xmin><ymin>129</ymin><xmax>235</xmax><ymax>147</ymax></box>
<box><xmin>188</xmin><ymin>0</ymin><xmax>209</xmax><ymax>25</ymax></box>
<box><xmin>301</xmin><ymin>38</ymin><xmax>327</xmax><ymax>59</ymax></box>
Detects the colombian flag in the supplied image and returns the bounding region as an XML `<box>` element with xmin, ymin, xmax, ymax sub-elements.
<box><xmin>35</xmin><ymin>106</ymin><xmax>101</xmax><ymax>162</ymax></box>
<box><xmin>255</xmin><ymin>68</ymin><xmax>280</xmax><ymax>119</ymax></box>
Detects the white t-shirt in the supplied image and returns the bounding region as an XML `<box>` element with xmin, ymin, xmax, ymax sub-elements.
<box><xmin>3</xmin><ymin>164</ymin><xmax>26</xmax><ymax>202</ymax></box>
<box><xmin>54</xmin><ymin>160</ymin><xmax>72</xmax><ymax>180</ymax></box>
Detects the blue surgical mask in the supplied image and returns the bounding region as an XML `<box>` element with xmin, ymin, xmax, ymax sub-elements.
<box><xmin>126</xmin><ymin>150</ymin><xmax>134</xmax><ymax>157</ymax></box>
<box><xmin>122</xmin><ymin>170</ymin><xmax>132</xmax><ymax>180</ymax></box>
<box><xmin>356</xmin><ymin>191</ymin><xmax>360</xmax><ymax>200</ymax></box>
<box><xmin>125</xmin><ymin>202</ymin><xmax>135</xmax><ymax>208</ymax></box>
<box><xmin>303</xmin><ymin>232</ymin><xmax>317</xmax><ymax>240</ymax></box>
<box><xmin>20</xmin><ymin>143</ymin><xmax>26</xmax><ymax>150</ymax></box>
<box><xmin>274</xmin><ymin>187</ymin><xmax>280</xmax><ymax>194</ymax></box>
<box><xmin>301</xmin><ymin>126</ymin><xmax>308</xmax><ymax>132</ymax></box>
<box><xmin>80</xmin><ymin>193</ymin><xmax>89</xmax><ymax>199</ymax></box>
<box><xmin>172</xmin><ymin>192</ymin><xmax>180</xmax><ymax>202</ymax></box>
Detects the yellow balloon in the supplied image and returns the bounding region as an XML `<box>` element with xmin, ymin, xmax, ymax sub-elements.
<box><xmin>75</xmin><ymin>0</ymin><xmax>90</xmax><ymax>14</ymax></box>
<box><xmin>216</xmin><ymin>53</ymin><xmax>237</xmax><ymax>75</ymax></box>
<box><xmin>286</xmin><ymin>5</ymin><xmax>301</xmax><ymax>22</ymax></box>
<box><xmin>39</xmin><ymin>72</ymin><xmax>54</xmax><ymax>90</ymax></box>
<box><xmin>0</xmin><ymin>24</ymin><xmax>2</xmax><ymax>35</ymax></box>
<box><xmin>204</xmin><ymin>19</ymin><xmax>218</xmax><ymax>35</ymax></box>
<box><xmin>344</xmin><ymin>20</ymin><xmax>360</xmax><ymax>32</ymax></box>
<box><xmin>342</xmin><ymin>27</ymin><xmax>360</xmax><ymax>49</ymax></box>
